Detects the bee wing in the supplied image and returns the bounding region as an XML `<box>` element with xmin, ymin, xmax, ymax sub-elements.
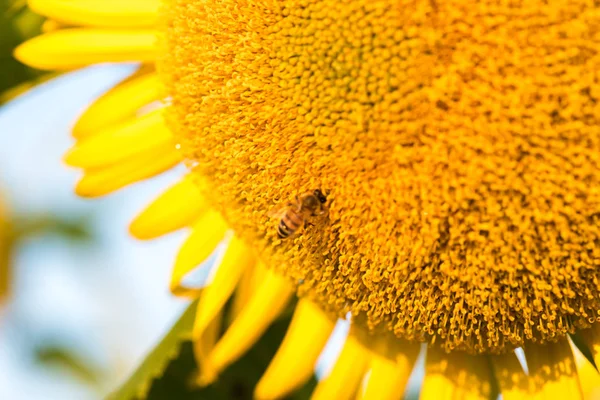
<box><xmin>267</xmin><ymin>204</ymin><xmax>289</xmax><ymax>219</ymax></box>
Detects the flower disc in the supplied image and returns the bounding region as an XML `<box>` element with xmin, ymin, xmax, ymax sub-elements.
<box><xmin>162</xmin><ymin>0</ymin><xmax>600</xmax><ymax>353</ymax></box>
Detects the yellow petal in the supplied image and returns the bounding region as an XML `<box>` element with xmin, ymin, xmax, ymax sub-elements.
<box><xmin>192</xmin><ymin>305</ymin><xmax>222</xmax><ymax>386</ymax></box>
<box><xmin>311</xmin><ymin>334</ymin><xmax>369</xmax><ymax>400</ymax></box>
<box><xmin>420</xmin><ymin>348</ymin><xmax>494</xmax><ymax>400</ymax></box>
<box><xmin>193</xmin><ymin>237</ymin><xmax>255</xmax><ymax>384</ymax></box>
<box><xmin>209</xmin><ymin>268</ymin><xmax>294</xmax><ymax>375</ymax></box>
<box><xmin>14</xmin><ymin>29</ymin><xmax>157</xmax><ymax>70</ymax></box>
<box><xmin>170</xmin><ymin>211</ymin><xmax>228</xmax><ymax>298</ymax></box>
<box><xmin>73</xmin><ymin>71</ymin><xmax>160</xmax><ymax>138</ymax></box>
<box><xmin>491</xmin><ymin>351</ymin><xmax>531</xmax><ymax>400</ymax></box>
<box><xmin>247</xmin><ymin>258</ymin><xmax>268</xmax><ymax>294</ymax></box>
<box><xmin>229</xmin><ymin>262</ymin><xmax>257</xmax><ymax>320</ymax></box>
<box><xmin>571</xmin><ymin>341</ymin><xmax>600</xmax><ymax>400</ymax></box>
<box><xmin>130</xmin><ymin>176</ymin><xmax>207</xmax><ymax>240</ymax></box>
<box><xmin>65</xmin><ymin>109</ymin><xmax>170</xmax><ymax>168</ymax></box>
<box><xmin>255</xmin><ymin>300</ymin><xmax>335</xmax><ymax>400</ymax></box>
<box><xmin>229</xmin><ymin>260</ymin><xmax>269</xmax><ymax>319</ymax></box>
<box><xmin>75</xmin><ymin>141</ymin><xmax>181</xmax><ymax>197</ymax></box>
<box><xmin>358</xmin><ymin>335</ymin><xmax>420</xmax><ymax>400</ymax></box>
<box><xmin>41</xmin><ymin>19</ymin><xmax>67</xmax><ymax>33</ymax></box>
<box><xmin>525</xmin><ymin>339</ymin><xmax>583</xmax><ymax>400</ymax></box>
<box><xmin>28</xmin><ymin>0</ymin><xmax>160</xmax><ymax>28</ymax></box>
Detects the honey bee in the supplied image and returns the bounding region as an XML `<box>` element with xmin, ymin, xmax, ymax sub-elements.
<box><xmin>270</xmin><ymin>189</ymin><xmax>328</xmax><ymax>239</ymax></box>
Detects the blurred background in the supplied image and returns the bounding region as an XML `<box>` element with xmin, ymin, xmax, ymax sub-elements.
<box><xmin>0</xmin><ymin>62</ymin><xmax>192</xmax><ymax>398</ymax></box>
<box><xmin>0</xmin><ymin>2</ymin><xmax>190</xmax><ymax>398</ymax></box>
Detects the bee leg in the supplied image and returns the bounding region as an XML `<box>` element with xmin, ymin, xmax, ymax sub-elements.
<box><xmin>305</xmin><ymin>221</ymin><xmax>315</xmax><ymax>227</ymax></box>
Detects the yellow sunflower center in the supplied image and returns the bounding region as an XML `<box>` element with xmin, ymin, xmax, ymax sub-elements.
<box><xmin>162</xmin><ymin>0</ymin><xmax>600</xmax><ymax>353</ymax></box>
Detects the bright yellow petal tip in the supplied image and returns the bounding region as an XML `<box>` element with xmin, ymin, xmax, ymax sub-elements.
<box><xmin>74</xmin><ymin>142</ymin><xmax>181</xmax><ymax>198</ymax></box>
<box><xmin>72</xmin><ymin>70</ymin><xmax>160</xmax><ymax>138</ymax></box>
<box><xmin>130</xmin><ymin>176</ymin><xmax>207</xmax><ymax>240</ymax></box>
<box><xmin>28</xmin><ymin>0</ymin><xmax>160</xmax><ymax>28</ymax></box>
<box><xmin>64</xmin><ymin>110</ymin><xmax>171</xmax><ymax>169</ymax></box>
<box><xmin>14</xmin><ymin>29</ymin><xmax>157</xmax><ymax>70</ymax></box>
<box><xmin>40</xmin><ymin>19</ymin><xmax>65</xmax><ymax>33</ymax></box>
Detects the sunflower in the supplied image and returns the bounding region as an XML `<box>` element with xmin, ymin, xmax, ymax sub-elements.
<box><xmin>14</xmin><ymin>0</ymin><xmax>600</xmax><ymax>398</ymax></box>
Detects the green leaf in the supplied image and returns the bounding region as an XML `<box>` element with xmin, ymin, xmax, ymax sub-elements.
<box><xmin>35</xmin><ymin>344</ymin><xmax>104</xmax><ymax>386</ymax></box>
<box><xmin>108</xmin><ymin>300</ymin><xmax>198</xmax><ymax>400</ymax></box>
<box><xmin>0</xmin><ymin>0</ymin><xmax>46</xmax><ymax>98</ymax></box>
<box><xmin>11</xmin><ymin>214</ymin><xmax>95</xmax><ymax>242</ymax></box>
<box><xmin>144</xmin><ymin>301</ymin><xmax>316</xmax><ymax>400</ymax></box>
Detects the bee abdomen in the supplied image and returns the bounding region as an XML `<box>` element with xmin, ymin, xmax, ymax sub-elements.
<box><xmin>277</xmin><ymin>220</ymin><xmax>292</xmax><ymax>238</ymax></box>
<box><xmin>278</xmin><ymin>210</ymin><xmax>303</xmax><ymax>239</ymax></box>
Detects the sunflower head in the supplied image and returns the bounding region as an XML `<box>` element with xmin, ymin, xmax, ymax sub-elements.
<box><xmin>12</xmin><ymin>0</ymin><xmax>600</xmax><ymax>398</ymax></box>
<box><xmin>163</xmin><ymin>0</ymin><xmax>600</xmax><ymax>354</ymax></box>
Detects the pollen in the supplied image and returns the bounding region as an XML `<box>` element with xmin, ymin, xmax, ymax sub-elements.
<box><xmin>162</xmin><ymin>0</ymin><xmax>600</xmax><ymax>353</ymax></box>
